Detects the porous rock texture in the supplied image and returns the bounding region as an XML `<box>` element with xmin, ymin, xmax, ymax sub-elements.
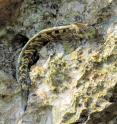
<box><xmin>0</xmin><ymin>0</ymin><xmax>117</xmax><ymax>124</ymax></box>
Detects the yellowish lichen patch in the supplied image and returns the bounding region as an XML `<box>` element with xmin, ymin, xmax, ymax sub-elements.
<box><xmin>30</xmin><ymin>24</ymin><xmax>117</xmax><ymax>124</ymax></box>
<box><xmin>45</xmin><ymin>56</ymin><xmax>69</xmax><ymax>91</ymax></box>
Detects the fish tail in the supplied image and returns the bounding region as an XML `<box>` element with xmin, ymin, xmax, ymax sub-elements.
<box><xmin>21</xmin><ymin>85</ymin><xmax>30</xmax><ymax>111</ymax></box>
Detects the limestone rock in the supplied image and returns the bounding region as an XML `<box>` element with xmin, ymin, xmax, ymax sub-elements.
<box><xmin>0</xmin><ymin>0</ymin><xmax>117</xmax><ymax>124</ymax></box>
<box><xmin>0</xmin><ymin>71</ymin><xmax>23</xmax><ymax>124</ymax></box>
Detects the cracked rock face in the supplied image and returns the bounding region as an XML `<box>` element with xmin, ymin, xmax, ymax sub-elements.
<box><xmin>0</xmin><ymin>0</ymin><xmax>117</xmax><ymax>124</ymax></box>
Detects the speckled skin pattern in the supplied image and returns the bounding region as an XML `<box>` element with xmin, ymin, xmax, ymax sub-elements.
<box><xmin>16</xmin><ymin>23</ymin><xmax>97</xmax><ymax>111</ymax></box>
